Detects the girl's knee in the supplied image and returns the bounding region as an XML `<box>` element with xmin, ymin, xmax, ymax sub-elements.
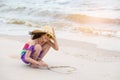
<box><xmin>43</xmin><ymin>43</ymin><xmax>51</xmax><ymax>49</ymax></box>
<box><xmin>32</xmin><ymin>44</ymin><xmax>42</xmax><ymax>60</ymax></box>
<box><xmin>34</xmin><ymin>44</ymin><xmax>42</xmax><ymax>51</ymax></box>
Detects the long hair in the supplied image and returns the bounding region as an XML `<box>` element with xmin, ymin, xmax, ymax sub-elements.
<box><xmin>29</xmin><ymin>32</ymin><xmax>46</xmax><ymax>40</ymax></box>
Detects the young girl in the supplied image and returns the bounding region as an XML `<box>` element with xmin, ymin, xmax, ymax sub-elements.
<box><xmin>21</xmin><ymin>27</ymin><xmax>59</xmax><ymax>68</ymax></box>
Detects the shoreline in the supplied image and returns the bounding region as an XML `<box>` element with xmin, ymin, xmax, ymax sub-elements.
<box><xmin>1</xmin><ymin>34</ymin><xmax>120</xmax><ymax>62</ymax></box>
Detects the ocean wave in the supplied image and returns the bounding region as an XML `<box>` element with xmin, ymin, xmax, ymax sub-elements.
<box><xmin>6</xmin><ymin>19</ymin><xmax>39</xmax><ymax>27</ymax></box>
<box><xmin>1</xmin><ymin>18</ymin><xmax>120</xmax><ymax>38</ymax></box>
<box><xmin>65</xmin><ymin>14</ymin><xmax>120</xmax><ymax>24</ymax></box>
<box><xmin>0</xmin><ymin>2</ymin><xmax>120</xmax><ymax>24</ymax></box>
<box><xmin>0</xmin><ymin>2</ymin><xmax>120</xmax><ymax>38</ymax></box>
<box><xmin>0</xmin><ymin>3</ymin><xmax>26</xmax><ymax>11</ymax></box>
<box><xmin>0</xmin><ymin>4</ymin><xmax>6</xmax><ymax>7</ymax></box>
<box><xmin>4</xmin><ymin>18</ymin><xmax>71</xmax><ymax>30</ymax></box>
<box><xmin>33</xmin><ymin>10</ymin><xmax>64</xmax><ymax>18</ymax></box>
<box><xmin>0</xmin><ymin>3</ymin><xmax>65</xmax><ymax>18</ymax></box>
<box><xmin>74</xmin><ymin>27</ymin><xmax>120</xmax><ymax>38</ymax></box>
<box><xmin>1</xmin><ymin>12</ymin><xmax>120</xmax><ymax>38</ymax></box>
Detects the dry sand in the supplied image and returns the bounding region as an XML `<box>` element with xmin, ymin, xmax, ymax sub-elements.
<box><xmin>0</xmin><ymin>35</ymin><xmax>120</xmax><ymax>80</ymax></box>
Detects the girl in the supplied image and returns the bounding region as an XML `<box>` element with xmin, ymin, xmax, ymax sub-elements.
<box><xmin>21</xmin><ymin>28</ymin><xmax>59</xmax><ymax>68</ymax></box>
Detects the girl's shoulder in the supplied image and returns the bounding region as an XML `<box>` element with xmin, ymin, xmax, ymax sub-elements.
<box><xmin>27</xmin><ymin>39</ymin><xmax>35</xmax><ymax>46</ymax></box>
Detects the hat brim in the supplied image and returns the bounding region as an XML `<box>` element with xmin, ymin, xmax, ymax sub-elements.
<box><xmin>41</xmin><ymin>26</ymin><xmax>55</xmax><ymax>38</ymax></box>
<box><xmin>29</xmin><ymin>29</ymin><xmax>46</xmax><ymax>35</ymax></box>
<box><xmin>30</xmin><ymin>26</ymin><xmax>55</xmax><ymax>39</ymax></box>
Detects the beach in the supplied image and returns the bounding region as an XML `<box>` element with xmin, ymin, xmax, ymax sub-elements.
<box><xmin>0</xmin><ymin>0</ymin><xmax>120</xmax><ymax>80</ymax></box>
<box><xmin>0</xmin><ymin>35</ymin><xmax>120</xmax><ymax>80</ymax></box>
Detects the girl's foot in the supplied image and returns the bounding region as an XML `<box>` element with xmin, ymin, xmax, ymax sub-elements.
<box><xmin>30</xmin><ymin>64</ymin><xmax>39</xmax><ymax>68</ymax></box>
<box><xmin>38</xmin><ymin>59</ymin><xmax>48</xmax><ymax>67</ymax></box>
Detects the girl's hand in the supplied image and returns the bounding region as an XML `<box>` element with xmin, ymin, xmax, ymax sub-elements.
<box><xmin>52</xmin><ymin>27</ymin><xmax>56</xmax><ymax>38</ymax></box>
<box><xmin>48</xmin><ymin>27</ymin><xmax>59</xmax><ymax>51</ymax></box>
<box><xmin>38</xmin><ymin>61</ymin><xmax>48</xmax><ymax>67</ymax></box>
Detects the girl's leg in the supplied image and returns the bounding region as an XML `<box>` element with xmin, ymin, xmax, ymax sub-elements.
<box><xmin>38</xmin><ymin>43</ymin><xmax>51</xmax><ymax>61</ymax></box>
<box><xmin>32</xmin><ymin>44</ymin><xmax>42</xmax><ymax>60</ymax></box>
<box><xmin>31</xmin><ymin>44</ymin><xmax>47</xmax><ymax>68</ymax></box>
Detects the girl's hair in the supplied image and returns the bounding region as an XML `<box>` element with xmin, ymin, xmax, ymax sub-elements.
<box><xmin>29</xmin><ymin>32</ymin><xmax>46</xmax><ymax>40</ymax></box>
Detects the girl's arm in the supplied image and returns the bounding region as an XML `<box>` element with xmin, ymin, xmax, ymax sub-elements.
<box><xmin>24</xmin><ymin>41</ymin><xmax>40</xmax><ymax>65</ymax></box>
<box><xmin>48</xmin><ymin>28</ymin><xmax>59</xmax><ymax>51</ymax></box>
<box><xmin>25</xmin><ymin>50</ymin><xmax>39</xmax><ymax>65</ymax></box>
<box><xmin>48</xmin><ymin>37</ymin><xmax>59</xmax><ymax>51</ymax></box>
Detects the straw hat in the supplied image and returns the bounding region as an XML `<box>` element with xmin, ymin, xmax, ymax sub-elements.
<box><xmin>30</xmin><ymin>26</ymin><xmax>55</xmax><ymax>38</ymax></box>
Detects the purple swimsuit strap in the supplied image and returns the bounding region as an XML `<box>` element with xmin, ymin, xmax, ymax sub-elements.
<box><xmin>27</xmin><ymin>45</ymin><xmax>35</xmax><ymax>56</ymax></box>
<box><xmin>37</xmin><ymin>50</ymin><xmax>44</xmax><ymax>60</ymax></box>
<box><xmin>27</xmin><ymin>45</ymin><xmax>44</xmax><ymax>59</ymax></box>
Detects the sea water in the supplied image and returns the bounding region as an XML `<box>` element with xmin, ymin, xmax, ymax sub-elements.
<box><xmin>0</xmin><ymin>0</ymin><xmax>120</xmax><ymax>52</ymax></box>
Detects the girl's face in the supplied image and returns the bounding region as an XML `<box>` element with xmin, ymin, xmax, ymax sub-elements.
<box><xmin>39</xmin><ymin>34</ymin><xmax>51</xmax><ymax>45</ymax></box>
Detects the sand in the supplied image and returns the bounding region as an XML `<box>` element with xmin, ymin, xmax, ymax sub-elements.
<box><xmin>0</xmin><ymin>35</ymin><xmax>120</xmax><ymax>80</ymax></box>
